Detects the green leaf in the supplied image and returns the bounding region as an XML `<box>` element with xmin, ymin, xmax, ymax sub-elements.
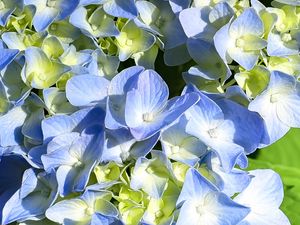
<box><xmin>258</xmin><ymin>128</ymin><xmax>300</xmax><ymax>169</ymax></box>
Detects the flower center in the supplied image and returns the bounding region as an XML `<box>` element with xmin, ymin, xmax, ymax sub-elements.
<box><xmin>170</xmin><ymin>145</ymin><xmax>180</xmax><ymax>154</ymax></box>
<box><xmin>91</xmin><ymin>24</ymin><xmax>99</xmax><ymax>31</ymax></box>
<box><xmin>270</xmin><ymin>93</ymin><xmax>280</xmax><ymax>103</ymax></box>
<box><xmin>235</xmin><ymin>38</ymin><xmax>245</xmax><ymax>49</ymax></box>
<box><xmin>155</xmin><ymin>210</ymin><xmax>164</xmax><ymax>218</ymax></box>
<box><xmin>74</xmin><ymin>160</ymin><xmax>83</xmax><ymax>168</ymax></box>
<box><xmin>46</xmin><ymin>0</ymin><xmax>57</xmax><ymax>7</ymax></box>
<box><xmin>126</xmin><ymin>39</ymin><xmax>133</xmax><ymax>46</ymax></box>
<box><xmin>281</xmin><ymin>33</ymin><xmax>293</xmax><ymax>43</ymax></box>
<box><xmin>50</xmin><ymin>24</ymin><xmax>57</xmax><ymax>31</ymax></box>
<box><xmin>142</xmin><ymin>112</ymin><xmax>154</xmax><ymax>122</ymax></box>
<box><xmin>146</xmin><ymin>166</ymin><xmax>155</xmax><ymax>174</ymax></box>
<box><xmin>196</xmin><ymin>204</ymin><xmax>206</xmax><ymax>216</ymax></box>
<box><xmin>277</xmin><ymin>23</ymin><xmax>287</xmax><ymax>32</ymax></box>
<box><xmin>85</xmin><ymin>207</ymin><xmax>94</xmax><ymax>216</ymax></box>
<box><xmin>207</xmin><ymin>128</ymin><xmax>218</xmax><ymax>138</ymax></box>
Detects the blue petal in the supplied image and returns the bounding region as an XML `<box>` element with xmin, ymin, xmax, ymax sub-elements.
<box><xmin>105</xmin><ymin>66</ymin><xmax>144</xmax><ymax>129</ymax></box>
<box><xmin>176</xmin><ymin>168</ymin><xmax>219</xmax><ymax>206</ymax></box>
<box><xmin>216</xmin><ymin>98</ymin><xmax>265</xmax><ymax>154</ymax></box>
<box><xmin>267</xmin><ymin>31</ymin><xmax>299</xmax><ymax>57</ymax></box>
<box><xmin>229</xmin><ymin>8</ymin><xmax>264</xmax><ymax>37</ymax></box>
<box><xmin>127</xmin><ymin>92</ymin><xmax>199</xmax><ymax>141</ymax></box>
<box><xmin>32</xmin><ymin>7</ymin><xmax>58</xmax><ymax>32</ymax></box>
<box><xmin>103</xmin><ymin>0</ymin><xmax>138</xmax><ymax>19</ymax></box>
<box><xmin>0</xmin><ymin>48</ymin><xmax>19</xmax><ymax>71</ymax></box>
<box><xmin>0</xmin><ymin>106</ymin><xmax>27</xmax><ymax>147</ymax></box>
<box><xmin>42</xmin><ymin>114</ymin><xmax>77</xmax><ymax>142</ymax></box>
<box><xmin>214</xmin><ymin>22</ymin><xmax>231</xmax><ymax>63</ymax></box>
<box><xmin>66</xmin><ymin>75</ymin><xmax>110</xmax><ymax>107</ymax></box>
<box><xmin>91</xmin><ymin>213</ymin><xmax>123</xmax><ymax>225</ymax></box>
<box><xmin>235</xmin><ymin>169</ymin><xmax>290</xmax><ymax>225</ymax></box>
<box><xmin>179</xmin><ymin>7</ymin><xmax>216</xmax><ymax>39</ymax></box>
<box><xmin>56</xmin><ymin>0</ymin><xmax>80</xmax><ymax>20</ymax></box>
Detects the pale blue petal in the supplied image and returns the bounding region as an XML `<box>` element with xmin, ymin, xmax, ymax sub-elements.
<box><xmin>176</xmin><ymin>168</ymin><xmax>218</xmax><ymax>206</ymax></box>
<box><xmin>127</xmin><ymin>93</ymin><xmax>199</xmax><ymax>141</ymax></box>
<box><xmin>42</xmin><ymin>115</ymin><xmax>77</xmax><ymax>142</ymax></box>
<box><xmin>125</xmin><ymin>69</ymin><xmax>169</xmax><ymax>127</ymax></box>
<box><xmin>214</xmin><ymin>22</ymin><xmax>231</xmax><ymax>63</ymax></box>
<box><xmin>0</xmin><ymin>48</ymin><xmax>19</xmax><ymax>70</ymax></box>
<box><xmin>45</xmin><ymin>198</ymin><xmax>89</xmax><ymax>224</ymax></box>
<box><xmin>216</xmin><ymin>98</ymin><xmax>265</xmax><ymax>154</ymax></box>
<box><xmin>267</xmin><ymin>32</ymin><xmax>299</xmax><ymax>57</ymax></box>
<box><xmin>103</xmin><ymin>0</ymin><xmax>138</xmax><ymax>19</ymax></box>
<box><xmin>91</xmin><ymin>213</ymin><xmax>123</xmax><ymax>225</ymax></box>
<box><xmin>105</xmin><ymin>66</ymin><xmax>144</xmax><ymax>129</ymax></box>
<box><xmin>227</xmin><ymin>47</ymin><xmax>259</xmax><ymax>71</ymax></box>
<box><xmin>235</xmin><ymin>169</ymin><xmax>290</xmax><ymax>225</ymax></box>
<box><xmin>42</xmin><ymin>147</ymin><xmax>76</xmax><ymax>171</ymax></box>
<box><xmin>33</xmin><ymin>7</ymin><xmax>58</xmax><ymax>32</ymax></box>
<box><xmin>0</xmin><ymin>106</ymin><xmax>27</xmax><ymax>147</ymax></box>
<box><xmin>179</xmin><ymin>7</ymin><xmax>216</xmax><ymax>39</ymax></box>
<box><xmin>229</xmin><ymin>8</ymin><xmax>264</xmax><ymax>37</ymax></box>
<box><xmin>66</xmin><ymin>75</ymin><xmax>110</xmax><ymax>107</ymax></box>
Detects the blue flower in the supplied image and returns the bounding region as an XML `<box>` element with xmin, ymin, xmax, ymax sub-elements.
<box><xmin>124</xmin><ymin>69</ymin><xmax>199</xmax><ymax>140</ymax></box>
<box><xmin>249</xmin><ymin>70</ymin><xmax>300</xmax><ymax>146</ymax></box>
<box><xmin>130</xmin><ymin>151</ymin><xmax>175</xmax><ymax>199</ymax></box>
<box><xmin>214</xmin><ymin>8</ymin><xmax>267</xmax><ymax>70</ymax></box>
<box><xmin>46</xmin><ymin>189</ymin><xmax>122</xmax><ymax>224</ymax></box>
<box><xmin>176</xmin><ymin>168</ymin><xmax>250</xmax><ymax>225</ymax></box>
<box><xmin>185</xmin><ymin>90</ymin><xmax>245</xmax><ymax>172</ymax></box>
<box><xmin>0</xmin><ymin>0</ymin><xmax>23</xmax><ymax>26</ymax></box>
<box><xmin>25</xmin><ymin>0</ymin><xmax>79</xmax><ymax>31</ymax></box>
<box><xmin>161</xmin><ymin>115</ymin><xmax>207</xmax><ymax>166</ymax></box>
<box><xmin>102</xmin><ymin>128</ymin><xmax>159</xmax><ymax>164</ymax></box>
<box><xmin>41</xmin><ymin>125</ymin><xmax>105</xmax><ymax>196</ymax></box>
<box><xmin>80</xmin><ymin>0</ymin><xmax>138</xmax><ymax>19</ymax></box>
<box><xmin>234</xmin><ymin>169</ymin><xmax>290</xmax><ymax>225</ymax></box>
<box><xmin>2</xmin><ymin>168</ymin><xmax>58</xmax><ymax>225</ymax></box>
<box><xmin>69</xmin><ymin>6</ymin><xmax>119</xmax><ymax>39</ymax></box>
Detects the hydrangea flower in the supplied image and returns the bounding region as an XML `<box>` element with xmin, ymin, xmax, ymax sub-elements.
<box><xmin>176</xmin><ymin>168</ymin><xmax>250</xmax><ymax>225</ymax></box>
<box><xmin>46</xmin><ymin>190</ymin><xmax>121</xmax><ymax>224</ymax></box>
<box><xmin>249</xmin><ymin>70</ymin><xmax>300</xmax><ymax>145</ymax></box>
<box><xmin>234</xmin><ymin>169</ymin><xmax>290</xmax><ymax>225</ymax></box>
<box><xmin>214</xmin><ymin>8</ymin><xmax>267</xmax><ymax>70</ymax></box>
<box><xmin>0</xmin><ymin>0</ymin><xmax>296</xmax><ymax>224</ymax></box>
<box><xmin>24</xmin><ymin>0</ymin><xmax>79</xmax><ymax>32</ymax></box>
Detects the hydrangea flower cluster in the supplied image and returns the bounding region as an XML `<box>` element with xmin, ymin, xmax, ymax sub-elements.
<box><xmin>0</xmin><ymin>0</ymin><xmax>299</xmax><ymax>224</ymax></box>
